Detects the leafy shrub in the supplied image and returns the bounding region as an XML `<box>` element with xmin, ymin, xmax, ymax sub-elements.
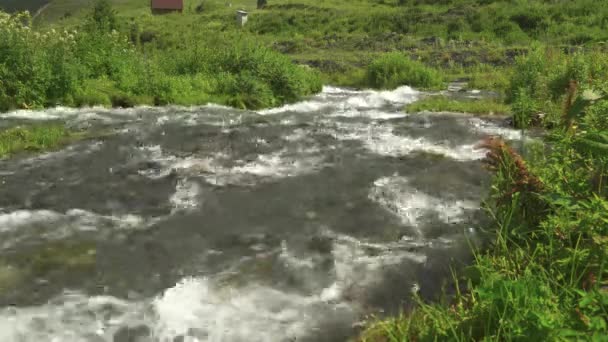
<box><xmin>0</xmin><ymin>5</ymin><xmax>322</xmax><ymax>111</ymax></box>
<box><xmin>585</xmin><ymin>100</ymin><xmax>608</xmax><ymax>130</ymax></box>
<box><xmin>208</xmin><ymin>42</ymin><xmax>322</xmax><ymax>107</ymax></box>
<box><xmin>220</xmin><ymin>73</ymin><xmax>275</xmax><ymax>109</ymax></box>
<box><xmin>366</xmin><ymin>52</ymin><xmax>443</xmax><ymax>89</ymax></box>
<box><xmin>85</xmin><ymin>0</ymin><xmax>117</xmax><ymax>33</ymax></box>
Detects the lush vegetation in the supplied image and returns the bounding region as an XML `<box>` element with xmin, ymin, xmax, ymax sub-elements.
<box><xmin>367</xmin><ymin>52</ymin><xmax>443</xmax><ymax>89</ymax></box>
<box><xmin>0</xmin><ymin>2</ymin><xmax>322</xmax><ymax>111</ymax></box>
<box><xmin>2</xmin><ymin>0</ymin><xmax>602</xmax><ymax>110</ymax></box>
<box><xmin>0</xmin><ymin>124</ymin><xmax>71</xmax><ymax>157</ymax></box>
<box><xmin>406</xmin><ymin>95</ymin><xmax>510</xmax><ymax>115</ymax></box>
<box><xmin>362</xmin><ymin>49</ymin><xmax>608</xmax><ymax>341</ymax></box>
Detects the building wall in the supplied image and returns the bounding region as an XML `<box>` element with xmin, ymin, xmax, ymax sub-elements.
<box><xmin>151</xmin><ymin>8</ymin><xmax>183</xmax><ymax>14</ymax></box>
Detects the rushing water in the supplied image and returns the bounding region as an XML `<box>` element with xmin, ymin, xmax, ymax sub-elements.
<box><xmin>0</xmin><ymin>86</ymin><xmax>521</xmax><ymax>342</ymax></box>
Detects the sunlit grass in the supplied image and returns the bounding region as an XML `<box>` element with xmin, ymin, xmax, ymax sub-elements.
<box><xmin>0</xmin><ymin>124</ymin><xmax>71</xmax><ymax>157</ymax></box>
<box><xmin>407</xmin><ymin>96</ymin><xmax>510</xmax><ymax>115</ymax></box>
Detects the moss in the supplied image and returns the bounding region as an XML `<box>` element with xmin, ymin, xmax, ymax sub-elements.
<box><xmin>2</xmin><ymin>241</ymin><xmax>97</xmax><ymax>282</ymax></box>
<box><xmin>26</xmin><ymin>241</ymin><xmax>97</xmax><ymax>276</ymax></box>
<box><xmin>0</xmin><ymin>262</ymin><xmax>22</xmax><ymax>295</ymax></box>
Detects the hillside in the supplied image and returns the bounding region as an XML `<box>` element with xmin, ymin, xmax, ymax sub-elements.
<box><xmin>32</xmin><ymin>0</ymin><xmax>608</xmax><ymax>85</ymax></box>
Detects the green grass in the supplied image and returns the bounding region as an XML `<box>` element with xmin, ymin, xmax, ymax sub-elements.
<box><xmin>367</xmin><ymin>52</ymin><xmax>444</xmax><ymax>89</ymax></box>
<box><xmin>27</xmin><ymin>0</ymin><xmax>608</xmax><ymax>94</ymax></box>
<box><xmin>407</xmin><ymin>96</ymin><xmax>510</xmax><ymax>115</ymax></box>
<box><xmin>0</xmin><ymin>124</ymin><xmax>71</xmax><ymax>157</ymax></box>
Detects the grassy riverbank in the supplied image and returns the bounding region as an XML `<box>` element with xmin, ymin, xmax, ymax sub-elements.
<box><xmin>2</xmin><ymin>0</ymin><xmax>608</xmax><ymax>112</ymax></box>
<box><xmin>406</xmin><ymin>96</ymin><xmax>510</xmax><ymax>115</ymax></box>
<box><xmin>362</xmin><ymin>48</ymin><xmax>608</xmax><ymax>341</ymax></box>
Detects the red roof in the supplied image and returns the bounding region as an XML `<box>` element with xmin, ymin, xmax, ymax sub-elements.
<box><xmin>151</xmin><ymin>0</ymin><xmax>183</xmax><ymax>9</ymax></box>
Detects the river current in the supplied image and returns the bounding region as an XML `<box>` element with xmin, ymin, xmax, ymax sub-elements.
<box><xmin>0</xmin><ymin>86</ymin><xmax>520</xmax><ymax>341</ymax></box>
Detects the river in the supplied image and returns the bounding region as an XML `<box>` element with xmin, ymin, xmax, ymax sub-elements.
<box><xmin>0</xmin><ymin>86</ymin><xmax>521</xmax><ymax>341</ymax></box>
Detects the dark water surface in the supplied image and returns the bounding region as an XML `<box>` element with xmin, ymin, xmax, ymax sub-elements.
<box><xmin>0</xmin><ymin>86</ymin><xmax>521</xmax><ymax>341</ymax></box>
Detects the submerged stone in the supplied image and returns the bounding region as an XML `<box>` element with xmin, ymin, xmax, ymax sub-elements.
<box><xmin>0</xmin><ymin>262</ymin><xmax>22</xmax><ymax>295</ymax></box>
<box><xmin>113</xmin><ymin>325</ymin><xmax>151</xmax><ymax>342</ymax></box>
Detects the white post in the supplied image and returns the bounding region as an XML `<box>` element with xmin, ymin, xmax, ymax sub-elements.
<box><xmin>236</xmin><ymin>10</ymin><xmax>248</xmax><ymax>27</ymax></box>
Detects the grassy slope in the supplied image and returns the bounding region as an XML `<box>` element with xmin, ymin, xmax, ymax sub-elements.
<box><xmin>34</xmin><ymin>0</ymin><xmax>608</xmax><ymax>87</ymax></box>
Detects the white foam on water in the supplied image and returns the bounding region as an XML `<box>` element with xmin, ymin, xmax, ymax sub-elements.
<box><xmin>170</xmin><ymin>179</ymin><xmax>201</xmax><ymax>213</ymax></box>
<box><xmin>0</xmin><ymin>291</ymin><xmax>149</xmax><ymax>342</ymax></box>
<box><xmin>0</xmin><ymin>106</ymin><xmax>90</xmax><ymax>120</ymax></box>
<box><xmin>0</xmin><ymin>275</ymin><xmax>354</xmax><ymax>342</ymax></box>
<box><xmin>0</xmin><ymin>209</ymin><xmax>153</xmax><ymax>250</ymax></box>
<box><xmin>328</xmin><ymin>107</ymin><xmax>407</xmax><ymax>120</ymax></box>
<box><xmin>230</xmin><ymin>149</ymin><xmax>325</xmax><ymax>179</ymax></box>
<box><xmin>259</xmin><ymin>86</ymin><xmax>419</xmax><ymax>117</ymax></box>
<box><xmin>326</xmin><ymin>122</ymin><xmax>486</xmax><ymax>161</ymax></box>
<box><xmin>344</xmin><ymin>86</ymin><xmax>419</xmax><ymax>108</ymax></box>
<box><xmin>468</xmin><ymin>117</ymin><xmax>522</xmax><ymax>140</ymax></box>
<box><xmin>282</xmin><ymin>128</ymin><xmax>309</xmax><ymax>142</ymax></box>
<box><xmin>152</xmin><ymin>277</ymin><xmax>350</xmax><ymax>342</ymax></box>
<box><xmin>321</xmin><ymin>86</ymin><xmax>362</xmax><ymax>95</ymax></box>
<box><xmin>0</xmin><ymin>228</ymin><xmax>450</xmax><ymax>342</ymax></box>
<box><xmin>0</xmin><ymin>210</ymin><xmax>60</xmax><ymax>232</ymax></box>
<box><xmin>136</xmin><ymin>144</ymin><xmax>326</xmax><ymax>187</ymax></box>
<box><xmin>0</xmin><ymin>106</ymin><xmax>152</xmax><ymax>123</ymax></box>
<box><xmin>276</xmin><ymin>231</ymin><xmax>430</xmax><ymax>305</ymax></box>
<box><xmin>369</xmin><ymin>176</ymin><xmax>479</xmax><ymax>230</ymax></box>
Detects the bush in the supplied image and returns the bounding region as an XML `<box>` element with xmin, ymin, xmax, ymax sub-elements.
<box><xmin>506</xmin><ymin>48</ymin><xmax>608</xmax><ymax>127</ymax></box>
<box><xmin>0</xmin><ymin>7</ymin><xmax>322</xmax><ymax>111</ymax></box>
<box><xmin>366</xmin><ymin>52</ymin><xmax>443</xmax><ymax>89</ymax></box>
<box><xmin>208</xmin><ymin>42</ymin><xmax>322</xmax><ymax>107</ymax></box>
<box><xmin>584</xmin><ymin>99</ymin><xmax>608</xmax><ymax>131</ymax></box>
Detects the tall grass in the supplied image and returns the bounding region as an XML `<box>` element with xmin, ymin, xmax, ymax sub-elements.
<box><xmin>406</xmin><ymin>96</ymin><xmax>510</xmax><ymax>115</ymax></box>
<box><xmin>366</xmin><ymin>52</ymin><xmax>443</xmax><ymax>89</ymax></box>
<box><xmin>0</xmin><ymin>5</ymin><xmax>321</xmax><ymax>111</ymax></box>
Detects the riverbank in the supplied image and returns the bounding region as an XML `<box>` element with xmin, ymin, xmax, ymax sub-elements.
<box><xmin>361</xmin><ymin>48</ymin><xmax>608</xmax><ymax>341</ymax></box>
<box><xmin>3</xmin><ymin>0</ymin><xmax>608</xmax><ymax>113</ymax></box>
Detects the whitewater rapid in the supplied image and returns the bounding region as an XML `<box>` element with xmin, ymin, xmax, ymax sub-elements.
<box><xmin>0</xmin><ymin>86</ymin><xmax>519</xmax><ymax>342</ymax></box>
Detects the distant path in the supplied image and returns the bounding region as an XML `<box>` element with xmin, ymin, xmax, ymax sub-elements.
<box><xmin>32</xmin><ymin>1</ymin><xmax>51</xmax><ymax>21</ymax></box>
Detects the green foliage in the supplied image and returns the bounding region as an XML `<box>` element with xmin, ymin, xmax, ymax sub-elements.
<box><xmin>367</xmin><ymin>53</ymin><xmax>443</xmax><ymax>89</ymax></box>
<box><xmin>507</xmin><ymin>48</ymin><xmax>608</xmax><ymax>127</ymax></box>
<box><xmin>0</xmin><ymin>124</ymin><xmax>70</xmax><ymax>157</ymax></box>
<box><xmin>85</xmin><ymin>0</ymin><xmax>117</xmax><ymax>33</ymax></box>
<box><xmin>0</xmin><ymin>3</ymin><xmax>321</xmax><ymax>111</ymax></box>
<box><xmin>585</xmin><ymin>100</ymin><xmax>608</xmax><ymax>131</ymax></box>
<box><xmin>511</xmin><ymin>87</ymin><xmax>537</xmax><ymax>128</ymax></box>
<box><xmin>406</xmin><ymin>96</ymin><xmax>510</xmax><ymax>115</ymax></box>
